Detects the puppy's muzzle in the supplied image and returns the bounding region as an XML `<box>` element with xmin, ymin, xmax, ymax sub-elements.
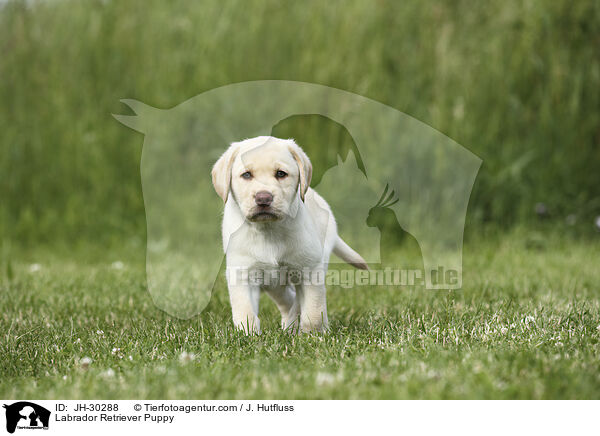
<box><xmin>255</xmin><ymin>191</ymin><xmax>273</xmax><ymax>207</ymax></box>
<box><xmin>250</xmin><ymin>191</ymin><xmax>279</xmax><ymax>222</ymax></box>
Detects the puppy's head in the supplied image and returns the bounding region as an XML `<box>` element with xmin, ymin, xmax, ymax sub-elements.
<box><xmin>212</xmin><ymin>136</ymin><xmax>312</xmax><ymax>222</ymax></box>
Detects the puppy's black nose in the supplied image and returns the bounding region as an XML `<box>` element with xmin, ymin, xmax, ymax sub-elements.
<box><xmin>255</xmin><ymin>191</ymin><xmax>273</xmax><ymax>206</ymax></box>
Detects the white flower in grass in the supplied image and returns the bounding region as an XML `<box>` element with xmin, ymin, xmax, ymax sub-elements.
<box><xmin>79</xmin><ymin>357</ymin><xmax>92</xmax><ymax>369</ymax></box>
<box><xmin>596</xmin><ymin>324</ymin><xmax>600</xmax><ymax>332</ymax></box>
<box><xmin>500</xmin><ymin>327</ymin><xmax>508</xmax><ymax>335</ymax></box>
<box><xmin>102</xmin><ymin>368</ymin><xmax>115</xmax><ymax>378</ymax></box>
<box><xmin>29</xmin><ymin>264</ymin><xmax>42</xmax><ymax>273</ymax></box>
<box><xmin>179</xmin><ymin>351</ymin><xmax>195</xmax><ymax>363</ymax></box>
<box><xmin>96</xmin><ymin>329</ymin><xmax>105</xmax><ymax>336</ymax></box>
<box><xmin>316</xmin><ymin>372</ymin><xmax>336</xmax><ymax>386</ymax></box>
<box><xmin>111</xmin><ymin>261</ymin><xmax>124</xmax><ymax>270</ymax></box>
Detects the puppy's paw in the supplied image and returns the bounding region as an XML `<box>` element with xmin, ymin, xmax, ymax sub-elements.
<box><xmin>300</xmin><ymin>315</ymin><xmax>329</xmax><ymax>334</ymax></box>
<box><xmin>233</xmin><ymin>316</ymin><xmax>261</xmax><ymax>335</ymax></box>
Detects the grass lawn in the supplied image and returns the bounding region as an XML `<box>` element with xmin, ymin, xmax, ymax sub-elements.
<box><xmin>1</xmin><ymin>229</ymin><xmax>599</xmax><ymax>399</ymax></box>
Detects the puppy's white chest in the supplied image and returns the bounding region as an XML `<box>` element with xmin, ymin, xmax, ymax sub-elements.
<box><xmin>226</xmin><ymin>222</ymin><xmax>320</xmax><ymax>270</ymax></box>
<box><xmin>249</xmin><ymin>233</ymin><xmax>288</xmax><ymax>267</ymax></box>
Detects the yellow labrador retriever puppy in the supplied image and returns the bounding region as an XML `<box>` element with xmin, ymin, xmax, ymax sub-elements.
<box><xmin>212</xmin><ymin>136</ymin><xmax>367</xmax><ymax>334</ymax></box>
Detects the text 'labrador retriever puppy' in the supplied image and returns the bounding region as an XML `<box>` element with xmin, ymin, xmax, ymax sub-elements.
<box><xmin>212</xmin><ymin>136</ymin><xmax>367</xmax><ymax>334</ymax></box>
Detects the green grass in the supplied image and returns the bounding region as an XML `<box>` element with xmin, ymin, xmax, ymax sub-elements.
<box><xmin>2</xmin><ymin>0</ymin><xmax>600</xmax><ymax>246</ymax></box>
<box><xmin>2</xmin><ymin>229</ymin><xmax>599</xmax><ymax>399</ymax></box>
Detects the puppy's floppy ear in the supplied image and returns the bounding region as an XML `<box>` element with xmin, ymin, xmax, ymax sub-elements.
<box><xmin>212</xmin><ymin>143</ymin><xmax>240</xmax><ymax>202</ymax></box>
<box><xmin>288</xmin><ymin>142</ymin><xmax>312</xmax><ymax>201</ymax></box>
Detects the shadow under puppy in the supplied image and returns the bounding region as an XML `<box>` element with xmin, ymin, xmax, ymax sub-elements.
<box><xmin>212</xmin><ymin>136</ymin><xmax>367</xmax><ymax>334</ymax></box>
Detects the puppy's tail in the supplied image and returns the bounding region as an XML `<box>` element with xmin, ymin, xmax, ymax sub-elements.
<box><xmin>333</xmin><ymin>236</ymin><xmax>368</xmax><ymax>270</ymax></box>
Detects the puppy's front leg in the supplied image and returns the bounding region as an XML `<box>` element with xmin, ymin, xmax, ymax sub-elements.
<box><xmin>264</xmin><ymin>285</ymin><xmax>300</xmax><ymax>332</ymax></box>
<box><xmin>226</xmin><ymin>274</ymin><xmax>261</xmax><ymax>334</ymax></box>
<box><xmin>297</xmin><ymin>279</ymin><xmax>329</xmax><ymax>333</ymax></box>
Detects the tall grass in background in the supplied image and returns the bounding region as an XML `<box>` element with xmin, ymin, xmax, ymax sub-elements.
<box><xmin>1</xmin><ymin>0</ymin><xmax>599</xmax><ymax>248</ymax></box>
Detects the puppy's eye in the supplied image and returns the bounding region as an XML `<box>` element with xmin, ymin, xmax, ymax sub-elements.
<box><xmin>275</xmin><ymin>170</ymin><xmax>288</xmax><ymax>179</ymax></box>
<box><xmin>241</xmin><ymin>171</ymin><xmax>252</xmax><ymax>179</ymax></box>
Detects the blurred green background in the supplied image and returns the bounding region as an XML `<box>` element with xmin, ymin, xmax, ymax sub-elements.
<box><xmin>1</xmin><ymin>0</ymin><xmax>599</xmax><ymax>249</ymax></box>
